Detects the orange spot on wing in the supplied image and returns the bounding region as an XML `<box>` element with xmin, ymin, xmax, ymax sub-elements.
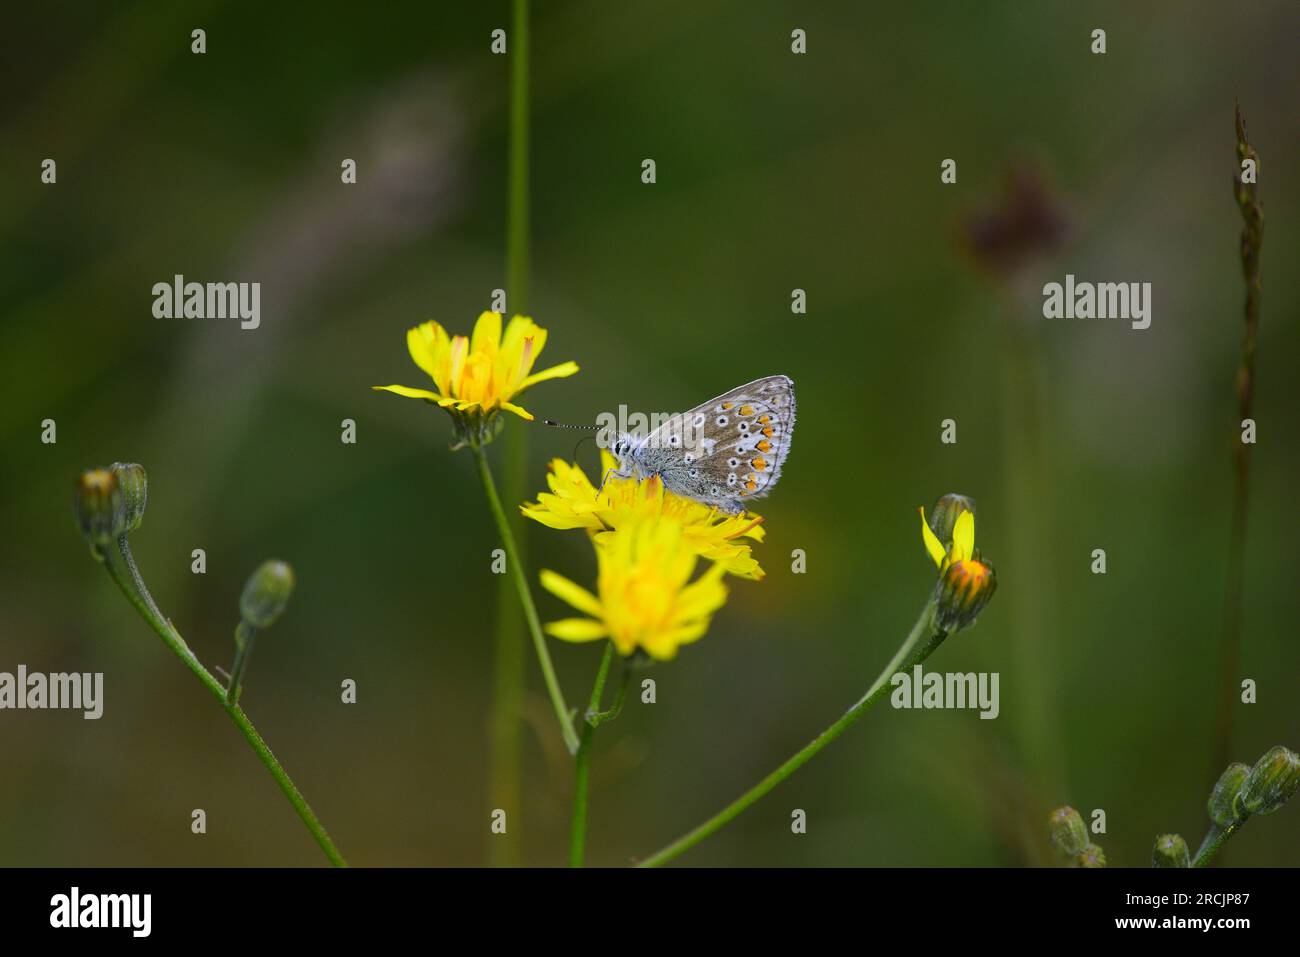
<box><xmin>722</xmin><ymin>402</ymin><xmax>734</xmax><ymax>410</ymax></box>
<box><xmin>746</xmin><ymin>480</ymin><xmax>757</xmax><ymax>492</ymax></box>
<box><xmin>751</xmin><ymin>457</ymin><xmax>768</xmax><ymax>471</ymax></box>
<box><xmin>758</xmin><ymin>415</ymin><xmax>770</xmax><ymax>425</ymax></box>
<box><xmin>762</xmin><ymin>426</ymin><xmax>774</xmax><ymax>437</ymax></box>
<box><xmin>739</xmin><ymin>405</ymin><xmax>754</xmax><ymax>416</ymax></box>
<box><xmin>757</xmin><ymin>439</ymin><xmax>772</xmax><ymax>452</ymax></box>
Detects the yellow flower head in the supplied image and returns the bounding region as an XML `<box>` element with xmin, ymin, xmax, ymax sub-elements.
<box><xmin>918</xmin><ymin>494</ymin><xmax>997</xmax><ymax>634</ymax></box>
<box><xmin>540</xmin><ymin>518</ymin><xmax>729</xmax><ymax>660</ymax></box>
<box><xmin>522</xmin><ymin>449</ymin><xmax>766</xmax><ymax>579</ymax></box>
<box><xmin>919</xmin><ymin>493</ymin><xmax>978</xmax><ymax>572</ymax></box>
<box><xmin>373</xmin><ymin>311</ymin><xmax>578</xmax><ymax>446</ymax></box>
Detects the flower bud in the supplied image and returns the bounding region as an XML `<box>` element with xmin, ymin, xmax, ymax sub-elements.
<box><xmin>1048</xmin><ymin>806</ymin><xmax>1088</xmax><ymax>858</ymax></box>
<box><xmin>927</xmin><ymin>494</ymin><xmax>976</xmax><ymax>547</ymax></box>
<box><xmin>1073</xmin><ymin>843</ymin><xmax>1106</xmax><ymax>868</ymax></box>
<box><xmin>110</xmin><ymin>462</ymin><xmax>148</xmax><ymax>533</ymax></box>
<box><xmin>1207</xmin><ymin>762</ymin><xmax>1251</xmax><ymax>827</ymax></box>
<box><xmin>239</xmin><ymin>560</ymin><xmax>295</xmax><ymax>628</ymax></box>
<box><xmin>1239</xmin><ymin>746</ymin><xmax>1300</xmax><ymax>816</ymax></box>
<box><xmin>74</xmin><ymin>468</ymin><xmax>125</xmax><ymax>545</ymax></box>
<box><xmin>1152</xmin><ymin>833</ymin><xmax>1189</xmax><ymax>868</ymax></box>
<box><xmin>934</xmin><ymin>558</ymin><xmax>997</xmax><ymax>633</ymax></box>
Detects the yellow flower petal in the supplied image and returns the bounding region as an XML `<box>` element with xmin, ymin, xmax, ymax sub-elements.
<box><xmin>544</xmin><ymin>618</ymin><xmax>609</xmax><ymax>642</ymax></box>
<box><xmin>951</xmin><ymin>509</ymin><xmax>975</xmax><ymax>564</ymax></box>
<box><xmin>643</xmin><ymin>621</ymin><xmax>710</xmax><ymax>659</ymax></box>
<box><xmin>447</xmin><ymin>335</ymin><xmax>468</xmax><ymax>395</ymax></box>
<box><xmin>373</xmin><ymin>384</ymin><xmax>443</xmax><ymax>400</ymax></box>
<box><xmin>500</xmin><ymin>400</ymin><xmax>535</xmax><ymax>421</ymax></box>
<box><xmin>519</xmin><ymin>361</ymin><xmax>581</xmax><ymax>391</ymax></box>
<box><xmin>406</xmin><ymin>321</ymin><xmax>449</xmax><ymax>389</ymax></box>
<box><xmin>470</xmin><ymin>311</ymin><xmax>502</xmax><ymax>359</ymax></box>
<box><xmin>540</xmin><ymin>569</ymin><xmax>604</xmax><ymax>618</ymax></box>
<box><xmin>500</xmin><ymin>315</ymin><xmax>537</xmax><ymax>359</ymax></box>
<box><xmin>919</xmin><ymin>506</ymin><xmax>946</xmax><ymax>568</ymax></box>
<box><xmin>520</xmin><ymin>503</ymin><xmax>592</xmax><ymax>531</ymax></box>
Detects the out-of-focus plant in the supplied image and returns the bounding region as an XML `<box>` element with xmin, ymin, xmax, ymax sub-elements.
<box><xmin>1211</xmin><ymin>104</ymin><xmax>1266</xmax><ymax>780</ymax></box>
<box><xmin>1048</xmin><ymin>744</ymin><xmax>1298</xmax><ymax>868</ymax></box>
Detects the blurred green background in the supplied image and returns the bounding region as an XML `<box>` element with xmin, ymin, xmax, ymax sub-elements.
<box><xmin>2</xmin><ymin>0</ymin><xmax>1297</xmax><ymax>867</ymax></box>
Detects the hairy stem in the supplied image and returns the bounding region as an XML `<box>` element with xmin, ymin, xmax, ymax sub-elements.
<box><xmin>1192</xmin><ymin>822</ymin><xmax>1240</xmax><ymax>868</ymax></box>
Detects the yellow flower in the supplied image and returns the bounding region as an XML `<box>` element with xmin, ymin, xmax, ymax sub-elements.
<box><xmin>522</xmin><ymin>450</ymin><xmax>767</xmax><ymax>579</ymax></box>
<box><xmin>540</xmin><ymin>519</ymin><xmax>729</xmax><ymax>660</ymax></box>
<box><xmin>918</xmin><ymin>494</ymin><xmax>997</xmax><ymax>633</ymax></box>
<box><xmin>919</xmin><ymin>502</ymin><xmax>975</xmax><ymax>572</ymax></box>
<box><xmin>373</xmin><ymin>311</ymin><xmax>578</xmax><ymax>445</ymax></box>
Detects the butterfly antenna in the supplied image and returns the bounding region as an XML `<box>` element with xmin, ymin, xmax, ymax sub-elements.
<box><xmin>542</xmin><ymin>419</ymin><xmax>600</xmax><ymax>430</ymax></box>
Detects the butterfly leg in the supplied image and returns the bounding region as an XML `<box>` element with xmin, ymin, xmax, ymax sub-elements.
<box><xmin>597</xmin><ymin>467</ymin><xmax>631</xmax><ymax>494</ymax></box>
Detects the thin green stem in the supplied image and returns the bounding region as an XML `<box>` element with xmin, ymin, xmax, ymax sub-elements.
<box><xmin>102</xmin><ymin>539</ymin><xmax>347</xmax><ymax>867</ymax></box>
<box><xmin>487</xmin><ymin>0</ymin><xmax>532</xmax><ymax>867</ymax></box>
<box><xmin>1192</xmin><ymin>823</ymin><xmax>1240</xmax><ymax>868</ymax></box>
<box><xmin>569</xmin><ymin>641</ymin><xmax>615</xmax><ymax>867</ymax></box>
<box><xmin>591</xmin><ymin>664</ymin><xmax>630</xmax><ymax>727</ymax></box>
<box><xmin>638</xmin><ymin>600</ymin><xmax>945</xmax><ymax>868</ymax></box>
<box><xmin>507</xmin><ymin>0</ymin><xmax>530</xmax><ymax>309</ymax></box>
<box><xmin>225</xmin><ymin>621</ymin><xmax>257</xmax><ymax>705</ymax></box>
<box><xmin>472</xmin><ymin>442</ymin><xmax>581</xmax><ymax>755</ymax></box>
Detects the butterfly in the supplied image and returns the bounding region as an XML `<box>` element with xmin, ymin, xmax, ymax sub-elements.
<box><xmin>606</xmin><ymin>375</ymin><xmax>796</xmax><ymax>514</ymax></box>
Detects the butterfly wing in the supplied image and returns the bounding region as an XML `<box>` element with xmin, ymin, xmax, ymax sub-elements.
<box><xmin>645</xmin><ymin>375</ymin><xmax>796</xmax><ymax>510</ymax></box>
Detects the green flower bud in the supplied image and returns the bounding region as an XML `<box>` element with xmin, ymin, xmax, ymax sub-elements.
<box><xmin>934</xmin><ymin>557</ymin><xmax>997</xmax><ymax>633</ymax></box>
<box><xmin>74</xmin><ymin>468</ymin><xmax>125</xmax><ymax>545</ymax></box>
<box><xmin>1048</xmin><ymin>806</ymin><xmax>1088</xmax><ymax>858</ymax></box>
<box><xmin>1239</xmin><ymin>746</ymin><xmax>1300</xmax><ymax>816</ymax></box>
<box><xmin>110</xmin><ymin>462</ymin><xmax>148</xmax><ymax>533</ymax></box>
<box><xmin>927</xmin><ymin>494</ymin><xmax>976</xmax><ymax>547</ymax></box>
<box><xmin>240</xmin><ymin>560</ymin><xmax>295</xmax><ymax>628</ymax></box>
<box><xmin>1207</xmin><ymin>762</ymin><xmax>1251</xmax><ymax>827</ymax></box>
<box><xmin>1073</xmin><ymin>843</ymin><xmax>1106</xmax><ymax>868</ymax></box>
<box><xmin>1152</xmin><ymin>833</ymin><xmax>1189</xmax><ymax>868</ymax></box>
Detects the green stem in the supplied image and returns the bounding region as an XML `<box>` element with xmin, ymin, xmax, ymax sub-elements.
<box><xmin>225</xmin><ymin>621</ymin><xmax>257</xmax><ymax>705</ymax></box>
<box><xmin>638</xmin><ymin>600</ymin><xmax>945</xmax><ymax>868</ymax></box>
<box><xmin>507</xmin><ymin>0</ymin><xmax>530</xmax><ymax>309</ymax></box>
<box><xmin>1192</xmin><ymin>823</ymin><xmax>1240</xmax><ymax>868</ymax></box>
<box><xmin>487</xmin><ymin>0</ymin><xmax>532</xmax><ymax>867</ymax></box>
<box><xmin>472</xmin><ymin>442</ymin><xmax>581</xmax><ymax>755</ymax></box>
<box><xmin>569</xmin><ymin>641</ymin><xmax>615</xmax><ymax>867</ymax></box>
<box><xmin>103</xmin><ymin>538</ymin><xmax>347</xmax><ymax>867</ymax></box>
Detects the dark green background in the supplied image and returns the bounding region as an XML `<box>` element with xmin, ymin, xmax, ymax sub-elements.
<box><xmin>1</xmin><ymin>1</ymin><xmax>1297</xmax><ymax>866</ymax></box>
